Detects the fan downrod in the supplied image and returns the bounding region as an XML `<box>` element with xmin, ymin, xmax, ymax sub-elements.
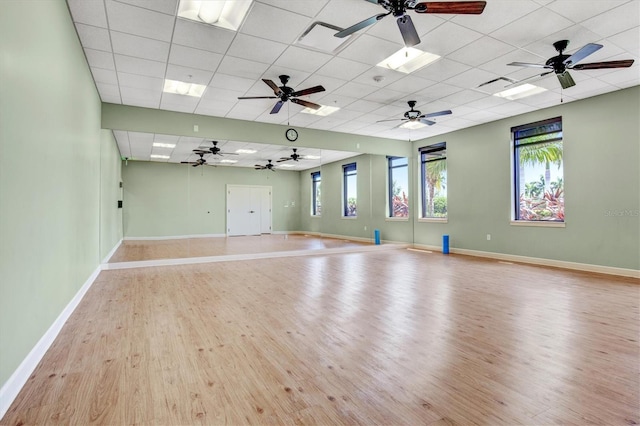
<box><xmin>553</xmin><ymin>40</ymin><xmax>569</xmax><ymax>54</ymax></box>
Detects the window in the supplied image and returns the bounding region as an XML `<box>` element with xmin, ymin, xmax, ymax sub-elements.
<box><xmin>513</xmin><ymin>117</ymin><xmax>564</xmax><ymax>221</ymax></box>
<box><xmin>388</xmin><ymin>156</ymin><xmax>409</xmax><ymax>217</ymax></box>
<box><xmin>311</xmin><ymin>171</ymin><xmax>321</xmax><ymax>216</ymax></box>
<box><xmin>420</xmin><ymin>142</ymin><xmax>447</xmax><ymax>218</ymax></box>
<box><xmin>343</xmin><ymin>163</ymin><xmax>357</xmax><ymax>217</ymax></box>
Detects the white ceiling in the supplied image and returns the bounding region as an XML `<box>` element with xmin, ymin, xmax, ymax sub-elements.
<box><xmin>67</xmin><ymin>0</ymin><xmax>640</xmax><ymax>167</ymax></box>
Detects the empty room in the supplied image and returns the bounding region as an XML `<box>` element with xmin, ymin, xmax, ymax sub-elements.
<box><xmin>1</xmin><ymin>0</ymin><xmax>639</xmax><ymax>425</ymax></box>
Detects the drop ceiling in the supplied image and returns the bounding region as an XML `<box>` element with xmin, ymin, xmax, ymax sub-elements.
<box><xmin>67</xmin><ymin>0</ymin><xmax>640</xmax><ymax>168</ymax></box>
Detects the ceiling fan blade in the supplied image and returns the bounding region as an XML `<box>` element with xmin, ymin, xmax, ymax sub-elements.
<box><xmin>291</xmin><ymin>85</ymin><xmax>326</xmax><ymax>97</ymax></box>
<box><xmin>238</xmin><ymin>96</ymin><xmax>279</xmax><ymax>99</ymax></box>
<box><xmin>181</xmin><ymin>161</ymin><xmax>198</xmax><ymax>164</ymax></box>
<box><xmin>419</xmin><ymin>118</ymin><xmax>437</xmax><ymax>126</ymax></box>
<box><xmin>220</xmin><ymin>152</ymin><xmax>239</xmax><ymax>156</ymax></box>
<box><xmin>414</xmin><ymin>1</ymin><xmax>487</xmax><ymax>14</ymax></box>
<box><xmin>572</xmin><ymin>59</ymin><xmax>635</xmax><ymax>70</ymax></box>
<box><xmin>507</xmin><ymin>62</ymin><xmax>549</xmax><ymax>69</ymax></box>
<box><xmin>422</xmin><ymin>110</ymin><xmax>452</xmax><ymax>119</ymax></box>
<box><xmin>503</xmin><ymin>71</ymin><xmax>554</xmax><ymax>87</ymax></box>
<box><xmin>397</xmin><ymin>15</ymin><xmax>421</xmax><ymax>47</ymax></box>
<box><xmin>291</xmin><ymin>98</ymin><xmax>321</xmax><ymax>109</ymax></box>
<box><xmin>557</xmin><ymin>71</ymin><xmax>576</xmax><ymax>89</ymax></box>
<box><xmin>262</xmin><ymin>79</ymin><xmax>283</xmax><ymax>96</ymax></box>
<box><xmin>334</xmin><ymin>13</ymin><xmax>389</xmax><ymax>38</ymax></box>
<box><xmin>563</xmin><ymin>43</ymin><xmax>602</xmax><ymax>66</ymax></box>
<box><xmin>270</xmin><ymin>100</ymin><xmax>284</xmax><ymax>114</ymax></box>
<box><xmin>192</xmin><ymin>164</ymin><xmax>200</xmax><ymax>167</ymax></box>
<box><xmin>277</xmin><ymin>158</ymin><xmax>291</xmax><ymax>162</ymax></box>
<box><xmin>377</xmin><ymin>118</ymin><xmax>406</xmax><ymax>123</ymax></box>
<box><xmin>477</xmin><ymin>76</ymin><xmax>517</xmax><ymax>88</ymax></box>
<box><xmin>365</xmin><ymin>0</ymin><xmax>380</xmax><ymax>3</ymax></box>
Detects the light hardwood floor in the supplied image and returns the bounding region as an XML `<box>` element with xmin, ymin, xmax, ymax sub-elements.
<box><xmin>2</xmin><ymin>248</ymin><xmax>639</xmax><ymax>425</ymax></box>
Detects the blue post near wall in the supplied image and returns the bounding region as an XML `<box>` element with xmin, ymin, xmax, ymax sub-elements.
<box><xmin>374</xmin><ymin>229</ymin><xmax>381</xmax><ymax>245</ymax></box>
<box><xmin>442</xmin><ymin>234</ymin><xmax>449</xmax><ymax>254</ymax></box>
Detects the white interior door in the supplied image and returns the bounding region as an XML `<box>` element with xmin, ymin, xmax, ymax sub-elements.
<box><xmin>227</xmin><ymin>185</ymin><xmax>271</xmax><ymax>236</ymax></box>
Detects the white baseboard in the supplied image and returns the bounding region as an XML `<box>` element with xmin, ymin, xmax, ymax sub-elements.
<box><xmin>101</xmin><ymin>238</ymin><xmax>122</xmax><ymax>264</ymax></box>
<box><xmin>412</xmin><ymin>243</ymin><xmax>640</xmax><ymax>278</ymax></box>
<box><xmin>0</xmin><ymin>265</ymin><xmax>102</xmax><ymax>419</ymax></box>
<box><xmin>123</xmin><ymin>233</ymin><xmax>226</xmax><ymax>241</ymax></box>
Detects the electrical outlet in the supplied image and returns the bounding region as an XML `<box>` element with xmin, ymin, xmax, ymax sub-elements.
<box><xmin>486</xmin><ymin>234</ymin><xmax>491</xmax><ymax>241</ymax></box>
<box><xmin>193</xmin><ymin>124</ymin><xmax>199</xmax><ymax>132</ymax></box>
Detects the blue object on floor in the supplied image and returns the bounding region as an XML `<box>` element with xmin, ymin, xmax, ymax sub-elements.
<box><xmin>443</xmin><ymin>234</ymin><xmax>449</xmax><ymax>254</ymax></box>
<box><xmin>374</xmin><ymin>229</ymin><xmax>381</xmax><ymax>245</ymax></box>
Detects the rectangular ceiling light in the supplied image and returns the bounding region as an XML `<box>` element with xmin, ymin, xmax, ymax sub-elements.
<box><xmin>304</xmin><ymin>155</ymin><xmax>321</xmax><ymax>160</ymax></box>
<box><xmin>150</xmin><ymin>154</ymin><xmax>170</xmax><ymax>159</ymax></box>
<box><xmin>493</xmin><ymin>83</ymin><xmax>547</xmax><ymax>100</ymax></box>
<box><xmin>220</xmin><ymin>159</ymin><xmax>238</xmax><ymax>164</ymax></box>
<box><xmin>163</xmin><ymin>79</ymin><xmax>206</xmax><ymax>97</ymax></box>
<box><xmin>177</xmin><ymin>0</ymin><xmax>253</xmax><ymax>31</ymax></box>
<box><xmin>235</xmin><ymin>148</ymin><xmax>257</xmax><ymax>154</ymax></box>
<box><xmin>300</xmin><ymin>105</ymin><xmax>340</xmax><ymax>116</ymax></box>
<box><xmin>297</xmin><ymin>22</ymin><xmax>352</xmax><ymax>54</ymax></box>
<box><xmin>153</xmin><ymin>142</ymin><xmax>176</xmax><ymax>148</ymax></box>
<box><xmin>377</xmin><ymin>47</ymin><xmax>440</xmax><ymax>74</ymax></box>
<box><xmin>279</xmin><ymin>164</ymin><xmax>295</xmax><ymax>168</ymax></box>
<box><xmin>399</xmin><ymin>121</ymin><xmax>427</xmax><ymax>130</ymax></box>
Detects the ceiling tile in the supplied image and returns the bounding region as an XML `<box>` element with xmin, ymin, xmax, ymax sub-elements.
<box><xmin>332</xmin><ymin>81</ymin><xmax>379</xmax><ymax>99</ymax></box>
<box><xmin>451</xmin><ymin>0</ymin><xmax>540</xmax><ymax>34</ymax></box>
<box><xmin>521</xmin><ymin>25</ymin><xmax>606</xmax><ymax>60</ymax></box>
<box><xmin>421</xmin><ymin>22</ymin><xmax>483</xmax><ymax>56</ymax></box>
<box><xmin>117</xmin><ymin>72</ymin><xmax>164</xmax><ymax>90</ymax></box>
<box><xmin>114</xmin><ymin>54</ymin><xmax>166</xmax><ymax>78</ymax></box>
<box><xmin>113</xmin><ymin>0</ymin><xmax>178</xmax><ymax>15</ymax></box>
<box><xmin>365</xmin><ymin>12</ymin><xmax>446</xmax><ymax>43</ymax></box>
<box><xmin>337</xmin><ymin>34</ymin><xmax>401</xmax><ymax>66</ymax></box>
<box><xmin>75</xmin><ymin>24</ymin><xmax>112</xmax><ymax>51</ymax></box>
<box><xmin>261</xmin><ymin>67</ymin><xmax>311</xmax><ymax>87</ymax></box>
<box><xmin>313</xmin><ymin>0</ymin><xmax>382</xmax><ymax>31</ymax></box>
<box><xmin>439</xmin><ymin>89</ymin><xmax>488</xmax><ymax>106</ymax></box>
<box><xmin>166</xmin><ymin>64</ymin><xmax>213</xmax><ymax>85</ymax></box>
<box><xmin>345</xmin><ymin>99</ymin><xmax>386</xmax><ymax>114</ymax></box>
<box><xmin>274</xmin><ymin>46</ymin><xmax>333</xmax><ymax>73</ymax></box>
<box><xmin>217</xmin><ymin>56</ymin><xmax>271</xmax><ymax>80</ymax></box>
<box><xmin>607</xmin><ymin>26</ymin><xmax>640</xmax><ymax>53</ymax></box>
<box><xmin>414</xmin><ymin>82</ymin><xmax>463</xmax><ymax>102</ymax></box>
<box><xmin>111</xmin><ymin>31</ymin><xmax>170</xmax><ymax>62</ymax></box>
<box><xmin>172</xmin><ymin>19</ymin><xmax>235</xmax><ymax>54</ymax></box>
<box><xmin>120</xmin><ymin>86</ymin><xmax>162</xmax><ymax>104</ymax></box>
<box><xmin>84</xmin><ymin>48</ymin><xmax>115</xmax><ymax>70</ymax></box>
<box><xmin>478</xmin><ymin>49</ymin><xmax>546</xmax><ymax>77</ymax></box>
<box><xmin>447</xmin><ymin>36</ymin><xmax>516</xmax><ymax>68</ymax></box>
<box><xmin>315</xmin><ymin>93</ymin><xmax>357</xmax><ymax>109</ymax></box>
<box><xmin>105</xmin><ymin>0</ymin><xmax>175</xmax><ymax>42</ymax></box>
<box><xmin>412</xmin><ymin>58</ymin><xmax>471</xmax><ymax>82</ymax></box>
<box><xmin>351</xmin><ymin>67</ymin><xmax>406</xmax><ymax>89</ymax></box>
<box><xmin>546</xmin><ymin>0</ymin><xmax>630</xmax><ymax>24</ymax></box>
<box><xmin>91</xmin><ymin>67</ymin><xmax>118</xmax><ymax>85</ymax></box>
<box><xmin>96</xmin><ymin>82</ymin><xmax>121</xmax><ymax>99</ymax></box>
<box><xmin>194</xmin><ymin>98</ymin><xmax>237</xmax><ymax>116</ymax></box>
<box><xmin>168</xmin><ymin>44</ymin><xmax>223</xmax><ymax>72</ymax></box>
<box><xmin>225</xmin><ymin>33</ymin><xmax>288</xmax><ymax>64</ymax></box>
<box><xmin>381</xmin><ymin>74</ymin><xmax>437</xmax><ymax>94</ymax></box>
<box><xmin>240</xmin><ymin>2</ymin><xmax>311</xmax><ymax>44</ymax></box>
<box><xmin>315</xmin><ymin>57</ymin><xmax>371</xmax><ymax>81</ymax></box>
<box><xmin>444</xmin><ymin>68</ymin><xmax>498</xmax><ymax>89</ymax></box>
<box><xmin>68</xmin><ymin>0</ymin><xmax>108</xmax><ymax>27</ymax></box>
<box><xmin>256</xmin><ymin>0</ymin><xmax>329</xmax><ymax>17</ymax></box>
<box><xmin>202</xmin><ymin>86</ymin><xmax>246</xmax><ymax>103</ymax></box>
<box><xmin>209</xmin><ymin>74</ymin><xmax>257</xmax><ymax>93</ymax></box>
<box><xmin>363</xmin><ymin>87</ymin><xmax>406</xmax><ymax>104</ymax></box>
<box><xmin>160</xmin><ymin>100</ymin><xmax>198</xmax><ymax>114</ymax></box>
<box><xmin>297</xmin><ymin>75</ymin><xmax>347</xmax><ymax>96</ymax></box>
<box><xmin>490</xmin><ymin>8</ymin><xmax>575</xmax><ymax>47</ymax></box>
<box><xmin>225</xmin><ymin>103</ymin><xmax>267</xmax><ymax>121</ymax></box>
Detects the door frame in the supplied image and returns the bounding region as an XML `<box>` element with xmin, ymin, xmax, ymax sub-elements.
<box><xmin>226</xmin><ymin>184</ymin><xmax>272</xmax><ymax>236</ymax></box>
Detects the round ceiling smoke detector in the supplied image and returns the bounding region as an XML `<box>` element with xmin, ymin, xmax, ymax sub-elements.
<box><xmin>373</xmin><ymin>75</ymin><xmax>385</xmax><ymax>83</ymax></box>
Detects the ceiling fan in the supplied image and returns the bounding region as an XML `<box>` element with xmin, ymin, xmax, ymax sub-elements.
<box><xmin>255</xmin><ymin>160</ymin><xmax>276</xmax><ymax>171</ymax></box>
<box><xmin>200</xmin><ymin>141</ymin><xmax>238</xmax><ymax>156</ymax></box>
<box><xmin>181</xmin><ymin>150</ymin><xmax>215</xmax><ymax>167</ymax></box>
<box><xmin>508</xmin><ymin>40</ymin><xmax>635</xmax><ymax>89</ymax></box>
<box><xmin>378</xmin><ymin>101</ymin><xmax>452</xmax><ymax>126</ymax></box>
<box><xmin>335</xmin><ymin>1</ymin><xmax>487</xmax><ymax>47</ymax></box>
<box><xmin>238</xmin><ymin>75</ymin><xmax>326</xmax><ymax>114</ymax></box>
<box><xmin>277</xmin><ymin>148</ymin><xmax>304</xmax><ymax>162</ymax></box>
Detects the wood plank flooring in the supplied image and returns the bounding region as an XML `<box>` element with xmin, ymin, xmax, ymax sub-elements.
<box><xmin>108</xmin><ymin>235</ymin><xmax>370</xmax><ymax>263</ymax></box>
<box><xmin>2</xmin><ymin>248</ymin><xmax>639</xmax><ymax>425</ymax></box>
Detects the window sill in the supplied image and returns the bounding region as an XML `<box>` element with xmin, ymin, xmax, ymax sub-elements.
<box><xmin>310</xmin><ymin>215</ymin><xmax>321</xmax><ymax>218</ymax></box>
<box><xmin>385</xmin><ymin>217</ymin><xmax>409</xmax><ymax>222</ymax></box>
<box><xmin>510</xmin><ymin>220</ymin><xmax>565</xmax><ymax>228</ymax></box>
<box><xmin>341</xmin><ymin>216</ymin><xmax>357</xmax><ymax>220</ymax></box>
<box><xmin>418</xmin><ymin>218</ymin><xmax>448</xmax><ymax>223</ymax></box>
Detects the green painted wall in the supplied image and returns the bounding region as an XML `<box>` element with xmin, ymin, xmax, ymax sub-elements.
<box><xmin>412</xmin><ymin>87</ymin><xmax>640</xmax><ymax>270</ymax></box>
<box><xmin>0</xmin><ymin>1</ymin><xmax>121</xmax><ymax>387</ymax></box>
<box><xmin>100</xmin><ymin>130</ymin><xmax>123</xmax><ymax>260</ymax></box>
<box><xmin>122</xmin><ymin>161</ymin><xmax>300</xmax><ymax>237</ymax></box>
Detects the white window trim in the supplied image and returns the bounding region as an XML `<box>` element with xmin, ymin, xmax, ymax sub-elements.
<box><xmin>418</xmin><ymin>217</ymin><xmax>448</xmax><ymax>223</ymax></box>
<box><xmin>510</xmin><ymin>220</ymin><xmax>565</xmax><ymax>228</ymax></box>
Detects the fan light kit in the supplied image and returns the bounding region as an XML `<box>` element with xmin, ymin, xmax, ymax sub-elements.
<box><xmin>152</xmin><ymin>142</ymin><xmax>176</xmax><ymax>148</ymax></box>
<box><xmin>493</xmin><ymin>84</ymin><xmax>547</xmax><ymax>101</ymax></box>
<box><xmin>300</xmin><ymin>105</ymin><xmax>340</xmax><ymax>116</ymax></box>
<box><xmin>163</xmin><ymin>79</ymin><xmax>206</xmax><ymax>97</ymax></box>
<box><xmin>377</xmin><ymin>47</ymin><xmax>440</xmax><ymax>74</ymax></box>
<box><xmin>177</xmin><ymin>0</ymin><xmax>253</xmax><ymax>31</ymax></box>
<box><xmin>400</xmin><ymin>120</ymin><xmax>427</xmax><ymax>130</ymax></box>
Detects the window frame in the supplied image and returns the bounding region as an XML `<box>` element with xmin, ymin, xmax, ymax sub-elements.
<box><xmin>342</xmin><ymin>162</ymin><xmax>357</xmax><ymax>217</ymax></box>
<box><xmin>512</xmin><ymin>116</ymin><xmax>564</xmax><ymax>223</ymax></box>
<box><xmin>311</xmin><ymin>171</ymin><xmax>321</xmax><ymax>216</ymax></box>
<box><xmin>387</xmin><ymin>156</ymin><xmax>409</xmax><ymax>218</ymax></box>
<box><xmin>419</xmin><ymin>142</ymin><xmax>447</xmax><ymax>219</ymax></box>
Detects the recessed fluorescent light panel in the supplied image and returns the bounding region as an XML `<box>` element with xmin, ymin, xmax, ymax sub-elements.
<box><xmin>177</xmin><ymin>0</ymin><xmax>253</xmax><ymax>31</ymax></box>
<box><xmin>399</xmin><ymin>121</ymin><xmax>427</xmax><ymax>130</ymax></box>
<box><xmin>297</xmin><ymin>21</ymin><xmax>352</xmax><ymax>54</ymax></box>
<box><xmin>150</xmin><ymin>154</ymin><xmax>170</xmax><ymax>159</ymax></box>
<box><xmin>493</xmin><ymin>84</ymin><xmax>547</xmax><ymax>100</ymax></box>
<box><xmin>304</xmin><ymin>155</ymin><xmax>321</xmax><ymax>160</ymax></box>
<box><xmin>220</xmin><ymin>159</ymin><xmax>238</xmax><ymax>164</ymax></box>
<box><xmin>279</xmin><ymin>164</ymin><xmax>294</xmax><ymax>168</ymax></box>
<box><xmin>235</xmin><ymin>149</ymin><xmax>257</xmax><ymax>154</ymax></box>
<box><xmin>301</xmin><ymin>105</ymin><xmax>340</xmax><ymax>116</ymax></box>
<box><xmin>153</xmin><ymin>142</ymin><xmax>176</xmax><ymax>148</ymax></box>
<box><xmin>377</xmin><ymin>47</ymin><xmax>440</xmax><ymax>74</ymax></box>
<box><xmin>163</xmin><ymin>79</ymin><xmax>206</xmax><ymax>97</ymax></box>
